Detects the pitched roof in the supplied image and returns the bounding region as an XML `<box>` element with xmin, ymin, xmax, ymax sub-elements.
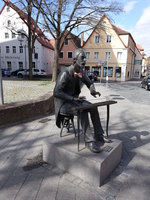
<box><xmin>83</xmin><ymin>14</ymin><xmax>136</xmax><ymax>49</ymax></box>
<box><xmin>112</xmin><ymin>25</ymin><xmax>129</xmax><ymax>35</ymax></box>
<box><xmin>136</xmin><ymin>43</ymin><xmax>144</xmax><ymax>51</ymax></box>
<box><xmin>69</xmin><ymin>32</ymin><xmax>82</xmax><ymax>48</ymax></box>
<box><xmin>0</xmin><ymin>1</ymin><xmax>54</xmax><ymax>50</ymax></box>
<box><xmin>49</xmin><ymin>31</ymin><xmax>82</xmax><ymax>48</ymax></box>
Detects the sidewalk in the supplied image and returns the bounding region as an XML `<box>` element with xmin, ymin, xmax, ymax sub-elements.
<box><xmin>0</xmin><ymin>82</ymin><xmax>150</xmax><ymax>200</ymax></box>
<box><xmin>2</xmin><ymin>78</ymin><xmax>55</xmax><ymax>104</ymax></box>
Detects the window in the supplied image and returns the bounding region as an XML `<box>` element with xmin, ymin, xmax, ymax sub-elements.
<box><xmin>21</xmin><ymin>33</ymin><xmax>25</xmax><ymax>39</ymax></box>
<box><xmin>115</xmin><ymin>67</ymin><xmax>121</xmax><ymax>78</ymax></box>
<box><xmin>64</xmin><ymin>38</ymin><xmax>68</xmax><ymax>45</ymax></box>
<box><xmin>33</xmin><ymin>47</ymin><xmax>35</xmax><ymax>54</ymax></box>
<box><xmin>7</xmin><ymin>61</ymin><xmax>11</xmax><ymax>70</ymax></box>
<box><xmin>7</xmin><ymin>20</ymin><xmax>11</xmax><ymax>27</ymax></box>
<box><xmin>32</xmin><ymin>62</ymin><xmax>35</xmax><ymax>68</ymax></box>
<box><xmin>5</xmin><ymin>33</ymin><xmax>9</xmax><ymax>38</ymax></box>
<box><xmin>106</xmin><ymin>35</ymin><xmax>111</xmax><ymax>43</ymax></box>
<box><xmin>59</xmin><ymin>52</ymin><xmax>63</xmax><ymax>58</ymax></box>
<box><xmin>34</xmin><ymin>69</ymin><xmax>39</xmax><ymax>72</ymax></box>
<box><xmin>6</xmin><ymin>46</ymin><xmax>9</xmax><ymax>53</ymax></box>
<box><xmin>117</xmin><ymin>52</ymin><xmax>122</xmax><ymax>60</ymax></box>
<box><xmin>105</xmin><ymin>52</ymin><xmax>110</xmax><ymax>60</ymax></box>
<box><xmin>18</xmin><ymin>62</ymin><xmax>23</xmax><ymax>69</ymax></box>
<box><xmin>102</xmin><ymin>21</ymin><xmax>106</xmax><ymax>29</ymax></box>
<box><xmin>68</xmin><ymin>52</ymin><xmax>72</xmax><ymax>58</ymax></box>
<box><xmin>12</xmin><ymin>46</ymin><xmax>16</xmax><ymax>53</ymax></box>
<box><xmin>85</xmin><ymin>52</ymin><xmax>90</xmax><ymax>59</ymax></box>
<box><xmin>134</xmin><ymin>59</ymin><xmax>142</xmax><ymax>65</ymax></box>
<box><xmin>94</xmin><ymin>52</ymin><xmax>99</xmax><ymax>59</ymax></box>
<box><xmin>95</xmin><ymin>35</ymin><xmax>100</xmax><ymax>44</ymax></box>
<box><xmin>103</xmin><ymin>67</ymin><xmax>113</xmax><ymax>77</ymax></box>
<box><xmin>7</xmin><ymin>6</ymin><xmax>10</xmax><ymax>12</ymax></box>
<box><xmin>12</xmin><ymin>32</ymin><xmax>16</xmax><ymax>38</ymax></box>
<box><xmin>19</xmin><ymin>46</ymin><xmax>23</xmax><ymax>53</ymax></box>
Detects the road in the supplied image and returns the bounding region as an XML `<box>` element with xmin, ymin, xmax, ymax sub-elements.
<box><xmin>105</xmin><ymin>81</ymin><xmax>150</xmax><ymax>105</ymax></box>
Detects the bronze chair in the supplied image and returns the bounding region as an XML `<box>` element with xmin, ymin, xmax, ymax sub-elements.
<box><xmin>60</xmin><ymin>113</ymin><xmax>76</xmax><ymax>137</ymax></box>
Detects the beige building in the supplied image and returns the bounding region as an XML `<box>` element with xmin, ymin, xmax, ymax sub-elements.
<box><xmin>83</xmin><ymin>14</ymin><xmax>142</xmax><ymax>81</ymax></box>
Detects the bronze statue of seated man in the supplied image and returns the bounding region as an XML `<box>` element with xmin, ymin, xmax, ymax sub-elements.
<box><xmin>53</xmin><ymin>48</ymin><xmax>110</xmax><ymax>153</ymax></box>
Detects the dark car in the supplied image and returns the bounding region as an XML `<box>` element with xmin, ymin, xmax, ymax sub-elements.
<box><xmin>1</xmin><ymin>68</ymin><xmax>11</xmax><ymax>77</ymax></box>
<box><xmin>88</xmin><ymin>72</ymin><xmax>98</xmax><ymax>82</ymax></box>
<box><xmin>140</xmin><ymin>75</ymin><xmax>150</xmax><ymax>90</ymax></box>
<box><xmin>11</xmin><ymin>69</ymin><xmax>25</xmax><ymax>76</ymax></box>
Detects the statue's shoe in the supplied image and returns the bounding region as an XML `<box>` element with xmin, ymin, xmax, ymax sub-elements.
<box><xmin>85</xmin><ymin>142</ymin><xmax>101</xmax><ymax>153</ymax></box>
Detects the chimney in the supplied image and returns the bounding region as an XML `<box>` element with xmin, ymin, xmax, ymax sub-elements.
<box><xmin>81</xmin><ymin>32</ymin><xmax>84</xmax><ymax>47</ymax></box>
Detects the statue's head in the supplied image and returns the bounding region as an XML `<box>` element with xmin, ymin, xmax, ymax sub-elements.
<box><xmin>73</xmin><ymin>48</ymin><xmax>86</xmax><ymax>73</ymax></box>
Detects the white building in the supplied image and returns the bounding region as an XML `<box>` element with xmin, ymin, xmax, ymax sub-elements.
<box><xmin>0</xmin><ymin>1</ymin><xmax>54</xmax><ymax>75</ymax></box>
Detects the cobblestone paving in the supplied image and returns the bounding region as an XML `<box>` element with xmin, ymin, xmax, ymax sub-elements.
<box><xmin>2</xmin><ymin>79</ymin><xmax>55</xmax><ymax>104</ymax></box>
<box><xmin>0</xmin><ymin>80</ymin><xmax>150</xmax><ymax>199</ymax></box>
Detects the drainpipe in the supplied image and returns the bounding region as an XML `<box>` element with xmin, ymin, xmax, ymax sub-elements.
<box><xmin>0</xmin><ymin>52</ymin><xmax>4</xmax><ymax>105</ymax></box>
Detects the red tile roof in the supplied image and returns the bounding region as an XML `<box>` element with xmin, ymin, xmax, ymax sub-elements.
<box><xmin>136</xmin><ymin>43</ymin><xmax>144</xmax><ymax>51</ymax></box>
<box><xmin>1</xmin><ymin>1</ymin><xmax>54</xmax><ymax>50</ymax></box>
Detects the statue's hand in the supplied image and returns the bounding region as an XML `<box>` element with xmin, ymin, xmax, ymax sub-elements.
<box><xmin>91</xmin><ymin>91</ymin><xmax>101</xmax><ymax>98</ymax></box>
<box><xmin>90</xmin><ymin>84</ymin><xmax>101</xmax><ymax>98</ymax></box>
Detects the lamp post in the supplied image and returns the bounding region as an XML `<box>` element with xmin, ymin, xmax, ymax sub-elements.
<box><xmin>0</xmin><ymin>51</ymin><xmax>4</xmax><ymax>105</ymax></box>
<box><xmin>106</xmin><ymin>58</ymin><xmax>109</xmax><ymax>88</ymax></box>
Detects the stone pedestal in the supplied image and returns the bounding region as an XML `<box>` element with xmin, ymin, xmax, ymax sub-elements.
<box><xmin>44</xmin><ymin>134</ymin><xmax>122</xmax><ymax>186</ymax></box>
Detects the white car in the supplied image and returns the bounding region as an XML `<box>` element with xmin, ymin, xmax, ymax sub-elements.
<box><xmin>17</xmin><ymin>68</ymin><xmax>47</xmax><ymax>78</ymax></box>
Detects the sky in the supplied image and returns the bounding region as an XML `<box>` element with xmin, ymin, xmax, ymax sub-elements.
<box><xmin>110</xmin><ymin>0</ymin><xmax>150</xmax><ymax>57</ymax></box>
<box><xmin>0</xmin><ymin>0</ymin><xmax>150</xmax><ymax>56</ymax></box>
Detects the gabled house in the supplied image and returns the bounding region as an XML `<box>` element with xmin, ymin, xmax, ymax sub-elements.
<box><xmin>136</xmin><ymin>44</ymin><xmax>147</xmax><ymax>77</ymax></box>
<box><xmin>0</xmin><ymin>1</ymin><xmax>54</xmax><ymax>75</ymax></box>
<box><xmin>133</xmin><ymin>45</ymin><xmax>142</xmax><ymax>79</ymax></box>
<box><xmin>83</xmin><ymin>14</ymin><xmax>142</xmax><ymax>81</ymax></box>
<box><xmin>50</xmin><ymin>31</ymin><xmax>82</xmax><ymax>72</ymax></box>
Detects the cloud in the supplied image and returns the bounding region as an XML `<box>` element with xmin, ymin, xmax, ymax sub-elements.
<box><xmin>123</xmin><ymin>1</ymin><xmax>137</xmax><ymax>13</ymax></box>
<box><xmin>136</xmin><ymin>7</ymin><xmax>150</xmax><ymax>28</ymax></box>
<box><xmin>131</xmin><ymin>7</ymin><xmax>150</xmax><ymax>56</ymax></box>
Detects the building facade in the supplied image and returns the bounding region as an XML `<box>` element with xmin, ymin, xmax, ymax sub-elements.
<box><xmin>0</xmin><ymin>1</ymin><xmax>54</xmax><ymax>75</ymax></box>
<box><xmin>50</xmin><ymin>31</ymin><xmax>82</xmax><ymax>72</ymax></box>
<box><xmin>83</xmin><ymin>14</ymin><xmax>142</xmax><ymax>81</ymax></box>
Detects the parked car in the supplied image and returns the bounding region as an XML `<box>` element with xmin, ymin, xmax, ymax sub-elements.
<box><xmin>88</xmin><ymin>72</ymin><xmax>98</xmax><ymax>82</ymax></box>
<box><xmin>140</xmin><ymin>75</ymin><xmax>150</xmax><ymax>90</ymax></box>
<box><xmin>1</xmin><ymin>68</ymin><xmax>11</xmax><ymax>77</ymax></box>
<box><xmin>11</xmin><ymin>69</ymin><xmax>25</xmax><ymax>76</ymax></box>
<box><xmin>17</xmin><ymin>68</ymin><xmax>47</xmax><ymax>78</ymax></box>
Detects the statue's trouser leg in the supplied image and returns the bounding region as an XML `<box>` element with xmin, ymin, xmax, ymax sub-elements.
<box><xmin>80</xmin><ymin>110</ymin><xmax>95</xmax><ymax>142</ymax></box>
<box><xmin>89</xmin><ymin>107</ymin><xmax>104</xmax><ymax>141</ymax></box>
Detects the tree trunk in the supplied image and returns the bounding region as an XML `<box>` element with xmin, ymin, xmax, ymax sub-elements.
<box><xmin>52</xmin><ymin>40</ymin><xmax>60</xmax><ymax>82</ymax></box>
<box><xmin>29</xmin><ymin>47</ymin><xmax>32</xmax><ymax>80</ymax></box>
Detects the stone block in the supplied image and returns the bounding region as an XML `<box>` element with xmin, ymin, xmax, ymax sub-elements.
<box><xmin>44</xmin><ymin>134</ymin><xmax>122</xmax><ymax>187</ymax></box>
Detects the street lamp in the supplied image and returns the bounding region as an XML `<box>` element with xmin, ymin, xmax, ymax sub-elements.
<box><xmin>0</xmin><ymin>51</ymin><xmax>4</xmax><ymax>105</ymax></box>
<box><xmin>106</xmin><ymin>58</ymin><xmax>109</xmax><ymax>88</ymax></box>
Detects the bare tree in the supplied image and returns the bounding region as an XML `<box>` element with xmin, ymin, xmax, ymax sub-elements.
<box><xmin>33</xmin><ymin>0</ymin><xmax>123</xmax><ymax>82</ymax></box>
<box><xmin>3</xmin><ymin>0</ymin><xmax>42</xmax><ymax>79</ymax></box>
